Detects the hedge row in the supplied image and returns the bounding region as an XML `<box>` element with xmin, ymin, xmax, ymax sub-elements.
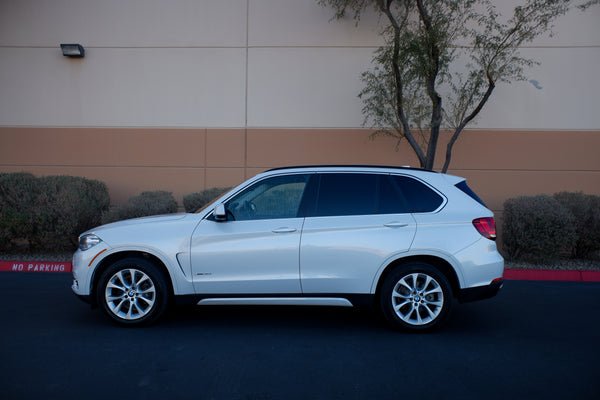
<box><xmin>0</xmin><ymin>172</ymin><xmax>231</xmax><ymax>252</ymax></box>
<box><xmin>503</xmin><ymin>192</ymin><xmax>600</xmax><ymax>263</ymax></box>
<box><xmin>4</xmin><ymin>172</ymin><xmax>598</xmax><ymax>262</ymax></box>
<box><xmin>0</xmin><ymin>173</ymin><xmax>110</xmax><ymax>251</ymax></box>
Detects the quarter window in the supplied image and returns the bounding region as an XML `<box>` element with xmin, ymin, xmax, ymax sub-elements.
<box><xmin>390</xmin><ymin>175</ymin><xmax>443</xmax><ymax>213</ymax></box>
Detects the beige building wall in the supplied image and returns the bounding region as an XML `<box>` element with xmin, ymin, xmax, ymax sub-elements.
<box><xmin>1</xmin><ymin>127</ymin><xmax>598</xmax><ymax>211</ymax></box>
<box><xmin>1</xmin><ymin>0</ymin><xmax>599</xmax><ymax>241</ymax></box>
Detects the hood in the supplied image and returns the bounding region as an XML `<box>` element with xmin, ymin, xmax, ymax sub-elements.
<box><xmin>88</xmin><ymin>213</ymin><xmax>189</xmax><ymax>233</ymax></box>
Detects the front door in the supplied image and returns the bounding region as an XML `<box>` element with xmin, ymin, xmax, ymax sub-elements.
<box><xmin>190</xmin><ymin>173</ymin><xmax>311</xmax><ymax>294</ymax></box>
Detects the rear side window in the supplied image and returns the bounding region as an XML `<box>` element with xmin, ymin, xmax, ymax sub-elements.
<box><xmin>314</xmin><ymin>173</ymin><xmax>377</xmax><ymax>216</ymax></box>
<box><xmin>390</xmin><ymin>175</ymin><xmax>443</xmax><ymax>213</ymax></box>
<box><xmin>455</xmin><ymin>180</ymin><xmax>486</xmax><ymax>207</ymax></box>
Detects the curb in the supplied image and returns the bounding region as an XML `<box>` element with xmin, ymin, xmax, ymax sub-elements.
<box><xmin>0</xmin><ymin>261</ymin><xmax>72</xmax><ymax>273</ymax></box>
<box><xmin>503</xmin><ymin>269</ymin><xmax>600</xmax><ymax>282</ymax></box>
<box><xmin>1</xmin><ymin>260</ymin><xmax>600</xmax><ymax>282</ymax></box>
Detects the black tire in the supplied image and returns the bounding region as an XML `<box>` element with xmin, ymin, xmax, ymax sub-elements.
<box><xmin>96</xmin><ymin>257</ymin><xmax>170</xmax><ymax>326</ymax></box>
<box><xmin>379</xmin><ymin>262</ymin><xmax>452</xmax><ymax>332</ymax></box>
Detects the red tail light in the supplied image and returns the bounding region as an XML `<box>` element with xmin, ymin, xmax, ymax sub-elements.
<box><xmin>473</xmin><ymin>217</ymin><xmax>496</xmax><ymax>241</ymax></box>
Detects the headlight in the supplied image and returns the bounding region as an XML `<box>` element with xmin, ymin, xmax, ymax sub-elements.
<box><xmin>79</xmin><ymin>234</ymin><xmax>102</xmax><ymax>251</ymax></box>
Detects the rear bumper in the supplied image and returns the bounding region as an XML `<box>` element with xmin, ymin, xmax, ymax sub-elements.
<box><xmin>457</xmin><ymin>279</ymin><xmax>503</xmax><ymax>303</ymax></box>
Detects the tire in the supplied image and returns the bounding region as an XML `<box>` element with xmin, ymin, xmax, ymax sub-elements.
<box><xmin>379</xmin><ymin>263</ymin><xmax>452</xmax><ymax>332</ymax></box>
<box><xmin>96</xmin><ymin>257</ymin><xmax>170</xmax><ymax>326</ymax></box>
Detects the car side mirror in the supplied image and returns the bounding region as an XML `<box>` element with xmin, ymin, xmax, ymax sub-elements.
<box><xmin>214</xmin><ymin>203</ymin><xmax>227</xmax><ymax>221</ymax></box>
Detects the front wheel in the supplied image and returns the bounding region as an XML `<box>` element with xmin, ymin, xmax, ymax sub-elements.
<box><xmin>379</xmin><ymin>263</ymin><xmax>452</xmax><ymax>332</ymax></box>
<box><xmin>96</xmin><ymin>257</ymin><xmax>170</xmax><ymax>326</ymax></box>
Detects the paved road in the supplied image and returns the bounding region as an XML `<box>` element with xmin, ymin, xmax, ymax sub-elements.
<box><xmin>0</xmin><ymin>273</ymin><xmax>599</xmax><ymax>400</ymax></box>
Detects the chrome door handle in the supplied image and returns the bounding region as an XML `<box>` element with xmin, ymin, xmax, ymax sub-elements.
<box><xmin>384</xmin><ymin>222</ymin><xmax>409</xmax><ymax>228</ymax></box>
<box><xmin>272</xmin><ymin>227</ymin><xmax>297</xmax><ymax>233</ymax></box>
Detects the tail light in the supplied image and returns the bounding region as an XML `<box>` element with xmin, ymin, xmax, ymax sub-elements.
<box><xmin>473</xmin><ymin>217</ymin><xmax>496</xmax><ymax>241</ymax></box>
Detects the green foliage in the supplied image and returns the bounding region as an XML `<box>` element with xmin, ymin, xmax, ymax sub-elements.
<box><xmin>319</xmin><ymin>0</ymin><xmax>575</xmax><ymax>171</ymax></box>
<box><xmin>0</xmin><ymin>173</ymin><xmax>110</xmax><ymax>251</ymax></box>
<box><xmin>183</xmin><ymin>187</ymin><xmax>231</xmax><ymax>213</ymax></box>
<box><xmin>35</xmin><ymin>176</ymin><xmax>110</xmax><ymax>249</ymax></box>
<box><xmin>553</xmin><ymin>192</ymin><xmax>600</xmax><ymax>258</ymax></box>
<box><xmin>102</xmin><ymin>191</ymin><xmax>178</xmax><ymax>224</ymax></box>
<box><xmin>502</xmin><ymin>195</ymin><xmax>577</xmax><ymax>263</ymax></box>
<box><xmin>0</xmin><ymin>172</ymin><xmax>40</xmax><ymax>248</ymax></box>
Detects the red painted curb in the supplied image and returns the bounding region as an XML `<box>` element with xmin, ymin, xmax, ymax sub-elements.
<box><xmin>0</xmin><ymin>261</ymin><xmax>72</xmax><ymax>273</ymax></box>
<box><xmin>0</xmin><ymin>261</ymin><xmax>598</xmax><ymax>282</ymax></box>
<box><xmin>581</xmin><ymin>270</ymin><xmax>600</xmax><ymax>282</ymax></box>
<box><xmin>504</xmin><ymin>269</ymin><xmax>600</xmax><ymax>282</ymax></box>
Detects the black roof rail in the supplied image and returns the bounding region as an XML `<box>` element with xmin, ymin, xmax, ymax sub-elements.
<box><xmin>266</xmin><ymin>165</ymin><xmax>438</xmax><ymax>173</ymax></box>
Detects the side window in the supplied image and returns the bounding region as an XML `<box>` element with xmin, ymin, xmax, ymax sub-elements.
<box><xmin>225</xmin><ymin>174</ymin><xmax>310</xmax><ymax>221</ymax></box>
<box><xmin>378</xmin><ymin>175</ymin><xmax>409</xmax><ymax>214</ymax></box>
<box><xmin>314</xmin><ymin>173</ymin><xmax>377</xmax><ymax>217</ymax></box>
<box><xmin>390</xmin><ymin>175</ymin><xmax>443</xmax><ymax>213</ymax></box>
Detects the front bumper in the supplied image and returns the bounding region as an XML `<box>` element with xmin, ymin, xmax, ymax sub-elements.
<box><xmin>71</xmin><ymin>245</ymin><xmax>109</xmax><ymax>297</ymax></box>
<box><xmin>457</xmin><ymin>279</ymin><xmax>503</xmax><ymax>303</ymax></box>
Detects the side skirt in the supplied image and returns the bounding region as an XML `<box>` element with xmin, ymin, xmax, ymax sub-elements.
<box><xmin>174</xmin><ymin>293</ymin><xmax>374</xmax><ymax>308</ymax></box>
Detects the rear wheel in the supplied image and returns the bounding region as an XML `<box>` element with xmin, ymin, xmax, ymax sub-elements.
<box><xmin>96</xmin><ymin>257</ymin><xmax>170</xmax><ymax>326</ymax></box>
<box><xmin>380</xmin><ymin>263</ymin><xmax>452</xmax><ymax>331</ymax></box>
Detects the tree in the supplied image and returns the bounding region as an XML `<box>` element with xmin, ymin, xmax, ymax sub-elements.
<box><xmin>318</xmin><ymin>0</ymin><xmax>582</xmax><ymax>172</ymax></box>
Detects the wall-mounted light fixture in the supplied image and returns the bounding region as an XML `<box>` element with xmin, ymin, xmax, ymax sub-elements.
<box><xmin>60</xmin><ymin>43</ymin><xmax>85</xmax><ymax>58</ymax></box>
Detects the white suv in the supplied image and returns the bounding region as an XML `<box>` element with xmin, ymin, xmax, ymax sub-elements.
<box><xmin>72</xmin><ymin>166</ymin><xmax>504</xmax><ymax>331</ymax></box>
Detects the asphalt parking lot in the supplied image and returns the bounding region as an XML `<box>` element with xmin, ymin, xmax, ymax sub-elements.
<box><xmin>1</xmin><ymin>272</ymin><xmax>599</xmax><ymax>400</ymax></box>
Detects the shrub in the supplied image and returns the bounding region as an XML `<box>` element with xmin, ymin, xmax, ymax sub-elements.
<box><xmin>102</xmin><ymin>190</ymin><xmax>178</xmax><ymax>224</ymax></box>
<box><xmin>553</xmin><ymin>192</ymin><xmax>600</xmax><ymax>259</ymax></box>
<box><xmin>183</xmin><ymin>187</ymin><xmax>231</xmax><ymax>212</ymax></box>
<box><xmin>0</xmin><ymin>173</ymin><xmax>110</xmax><ymax>251</ymax></box>
<box><xmin>502</xmin><ymin>195</ymin><xmax>577</xmax><ymax>263</ymax></box>
<box><xmin>35</xmin><ymin>176</ymin><xmax>110</xmax><ymax>249</ymax></box>
<box><xmin>0</xmin><ymin>172</ymin><xmax>40</xmax><ymax>248</ymax></box>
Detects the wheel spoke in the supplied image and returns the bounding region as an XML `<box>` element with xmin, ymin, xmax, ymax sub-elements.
<box><xmin>137</xmin><ymin>295</ymin><xmax>155</xmax><ymax>307</ymax></box>
<box><xmin>136</xmin><ymin>274</ymin><xmax>151</xmax><ymax>288</ymax></box>
<box><xmin>424</xmin><ymin>286</ymin><xmax>442</xmax><ymax>296</ymax></box>
<box><xmin>112</xmin><ymin>298</ymin><xmax>126</xmax><ymax>313</ymax></box>
<box><xmin>397</xmin><ymin>278</ymin><xmax>414</xmax><ymax>292</ymax></box>
<box><xmin>425</xmin><ymin>299</ymin><xmax>443</xmax><ymax>307</ymax></box>
<box><xmin>392</xmin><ymin>288</ymin><xmax>411</xmax><ymax>299</ymax></box>
<box><xmin>399</xmin><ymin>303</ymin><xmax>416</xmax><ymax>321</ymax></box>
<box><xmin>422</xmin><ymin>275</ymin><xmax>434</xmax><ymax>291</ymax></box>
<box><xmin>106</xmin><ymin>294</ymin><xmax>125</xmax><ymax>302</ymax></box>
<box><xmin>428</xmin><ymin>304</ymin><xmax>440</xmax><ymax>319</ymax></box>
<box><xmin>137</xmin><ymin>286</ymin><xmax>155</xmax><ymax>295</ymax></box>
<box><xmin>415</xmin><ymin>307</ymin><xmax>423</xmax><ymax>324</ymax></box>
<box><xmin>394</xmin><ymin>299</ymin><xmax>412</xmax><ymax>312</ymax></box>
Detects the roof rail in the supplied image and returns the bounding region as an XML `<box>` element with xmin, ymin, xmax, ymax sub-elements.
<box><xmin>266</xmin><ymin>165</ymin><xmax>436</xmax><ymax>173</ymax></box>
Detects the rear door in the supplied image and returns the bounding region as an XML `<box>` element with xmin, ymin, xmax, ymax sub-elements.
<box><xmin>300</xmin><ymin>173</ymin><xmax>417</xmax><ymax>294</ymax></box>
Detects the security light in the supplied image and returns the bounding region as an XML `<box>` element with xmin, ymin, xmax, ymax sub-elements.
<box><xmin>60</xmin><ymin>44</ymin><xmax>85</xmax><ymax>58</ymax></box>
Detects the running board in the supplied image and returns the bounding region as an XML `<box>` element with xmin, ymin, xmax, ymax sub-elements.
<box><xmin>196</xmin><ymin>297</ymin><xmax>354</xmax><ymax>307</ymax></box>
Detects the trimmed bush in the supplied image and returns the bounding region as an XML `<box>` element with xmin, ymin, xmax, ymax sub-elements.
<box><xmin>0</xmin><ymin>172</ymin><xmax>40</xmax><ymax>248</ymax></box>
<box><xmin>35</xmin><ymin>176</ymin><xmax>110</xmax><ymax>248</ymax></box>
<box><xmin>183</xmin><ymin>187</ymin><xmax>231</xmax><ymax>213</ymax></box>
<box><xmin>502</xmin><ymin>195</ymin><xmax>577</xmax><ymax>263</ymax></box>
<box><xmin>102</xmin><ymin>190</ymin><xmax>178</xmax><ymax>224</ymax></box>
<box><xmin>0</xmin><ymin>173</ymin><xmax>110</xmax><ymax>251</ymax></box>
<box><xmin>553</xmin><ymin>192</ymin><xmax>600</xmax><ymax>259</ymax></box>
